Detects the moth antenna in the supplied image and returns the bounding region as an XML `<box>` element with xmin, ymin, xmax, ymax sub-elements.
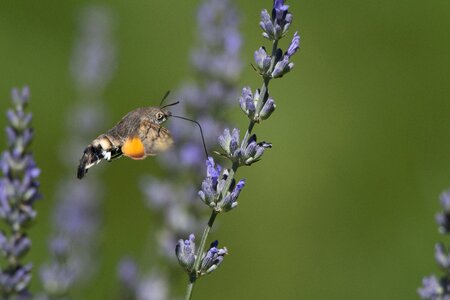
<box><xmin>171</xmin><ymin>115</ymin><xmax>208</xmax><ymax>159</ymax></box>
<box><xmin>159</xmin><ymin>90</ymin><xmax>171</xmax><ymax>107</ymax></box>
<box><xmin>161</xmin><ymin>101</ymin><xmax>180</xmax><ymax>109</ymax></box>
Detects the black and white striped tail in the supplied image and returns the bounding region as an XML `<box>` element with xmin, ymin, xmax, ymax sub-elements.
<box><xmin>77</xmin><ymin>135</ymin><xmax>123</xmax><ymax>179</ymax></box>
<box><xmin>77</xmin><ymin>144</ymin><xmax>104</xmax><ymax>179</ymax></box>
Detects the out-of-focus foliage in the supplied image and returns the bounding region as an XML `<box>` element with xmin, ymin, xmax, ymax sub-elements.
<box><xmin>1</xmin><ymin>0</ymin><xmax>450</xmax><ymax>299</ymax></box>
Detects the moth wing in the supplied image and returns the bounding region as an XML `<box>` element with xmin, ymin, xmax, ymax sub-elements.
<box><xmin>140</xmin><ymin>120</ymin><xmax>173</xmax><ymax>156</ymax></box>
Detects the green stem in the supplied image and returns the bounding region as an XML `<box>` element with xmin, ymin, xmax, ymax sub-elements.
<box><xmin>185</xmin><ymin>210</ymin><xmax>218</xmax><ymax>300</ymax></box>
<box><xmin>185</xmin><ymin>34</ymin><xmax>280</xmax><ymax>300</ymax></box>
<box><xmin>185</xmin><ymin>274</ymin><xmax>195</xmax><ymax>300</ymax></box>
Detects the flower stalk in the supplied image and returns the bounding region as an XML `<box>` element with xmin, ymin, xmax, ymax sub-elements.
<box><xmin>179</xmin><ymin>1</ymin><xmax>300</xmax><ymax>299</ymax></box>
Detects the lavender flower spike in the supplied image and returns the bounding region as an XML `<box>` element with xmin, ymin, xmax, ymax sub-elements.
<box><xmin>183</xmin><ymin>1</ymin><xmax>299</xmax><ymax>298</ymax></box>
<box><xmin>419</xmin><ymin>189</ymin><xmax>450</xmax><ymax>299</ymax></box>
<box><xmin>0</xmin><ymin>86</ymin><xmax>41</xmax><ymax>298</ymax></box>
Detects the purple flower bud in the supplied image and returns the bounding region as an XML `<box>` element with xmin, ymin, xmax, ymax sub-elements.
<box><xmin>418</xmin><ymin>275</ymin><xmax>443</xmax><ymax>299</ymax></box>
<box><xmin>259</xmin><ymin>0</ymin><xmax>293</xmax><ymax>40</ymax></box>
<box><xmin>11</xmin><ymin>87</ymin><xmax>30</xmax><ymax>107</ymax></box>
<box><xmin>40</xmin><ymin>262</ymin><xmax>75</xmax><ymax>296</ymax></box>
<box><xmin>199</xmin><ymin>240</ymin><xmax>228</xmax><ymax>275</ymax></box>
<box><xmin>239</xmin><ymin>87</ymin><xmax>256</xmax><ymax>118</ymax></box>
<box><xmin>286</xmin><ymin>32</ymin><xmax>300</xmax><ymax>58</ymax></box>
<box><xmin>5</xmin><ymin>128</ymin><xmax>16</xmax><ymax>148</ymax></box>
<box><xmin>0</xmin><ymin>263</ymin><xmax>32</xmax><ymax>294</ymax></box>
<box><xmin>13</xmin><ymin>235</ymin><xmax>31</xmax><ymax>259</ymax></box>
<box><xmin>230</xmin><ymin>128</ymin><xmax>240</xmax><ymax>155</ymax></box>
<box><xmin>218</xmin><ymin>128</ymin><xmax>242</xmax><ymax>162</ymax></box>
<box><xmin>206</xmin><ymin>157</ymin><xmax>221</xmax><ymax>183</ymax></box>
<box><xmin>441</xmin><ymin>190</ymin><xmax>450</xmax><ymax>213</ymax></box>
<box><xmin>283</xmin><ymin>13</ymin><xmax>293</xmax><ymax>35</ymax></box>
<box><xmin>221</xmin><ymin>179</ymin><xmax>245</xmax><ymax>211</ymax></box>
<box><xmin>218</xmin><ymin>128</ymin><xmax>232</xmax><ymax>155</ymax></box>
<box><xmin>259</xmin><ymin>97</ymin><xmax>276</xmax><ymax>120</ymax></box>
<box><xmin>49</xmin><ymin>236</ymin><xmax>70</xmax><ymax>259</ymax></box>
<box><xmin>254</xmin><ymin>47</ymin><xmax>271</xmax><ymax>73</ymax></box>
<box><xmin>435</xmin><ymin>243</ymin><xmax>450</xmax><ymax>269</ymax></box>
<box><xmin>436</xmin><ymin>212</ymin><xmax>450</xmax><ymax>234</ymax></box>
<box><xmin>7</xmin><ymin>111</ymin><xmax>20</xmax><ymax>130</ymax></box>
<box><xmin>272</xmin><ymin>55</ymin><xmax>294</xmax><ymax>78</ymax></box>
<box><xmin>175</xmin><ymin>234</ymin><xmax>196</xmax><ymax>272</ymax></box>
<box><xmin>242</xmin><ymin>134</ymin><xmax>272</xmax><ymax>165</ymax></box>
<box><xmin>199</xmin><ymin>157</ymin><xmax>225</xmax><ymax>207</ymax></box>
<box><xmin>260</xmin><ymin>9</ymin><xmax>275</xmax><ymax>40</ymax></box>
<box><xmin>117</xmin><ymin>257</ymin><xmax>138</xmax><ymax>291</ymax></box>
<box><xmin>272</xmin><ymin>0</ymin><xmax>292</xmax><ymax>37</ymax></box>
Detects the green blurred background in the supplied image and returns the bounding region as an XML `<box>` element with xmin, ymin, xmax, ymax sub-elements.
<box><xmin>2</xmin><ymin>0</ymin><xmax>450</xmax><ymax>299</ymax></box>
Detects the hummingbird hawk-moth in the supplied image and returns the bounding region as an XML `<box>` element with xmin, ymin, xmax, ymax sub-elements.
<box><xmin>77</xmin><ymin>106</ymin><xmax>174</xmax><ymax>179</ymax></box>
<box><xmin>77</xmin><ymin>92</ymin><xmax>208</xmax><ymax>179</ymax></box>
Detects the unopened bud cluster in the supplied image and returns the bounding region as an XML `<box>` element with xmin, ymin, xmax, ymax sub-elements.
<box><xmin>239</xmin><ymin>87</ymin><xmax>276</xmax><ymax>123</ymax></box>
<box><xmin>256</xmin><ymin>0</ymin><xmax>300</xmax><ymax>79</ymax></box>
<box><xmin>198</xmin><ymin>157</ymin><xmax>246</xmax><ymax>212</ymax></box>
<box><xmin>175</xmin><ymin>235</ymin><xmax>227</xmax><ymax>276</ymax></box>
<box><xmin>218</xmin><ymin>128</ymin><xmax>272</xmax><ymax>167</ymax></box>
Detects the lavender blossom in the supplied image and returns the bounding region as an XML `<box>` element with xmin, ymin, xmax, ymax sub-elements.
<box><xmin>182</xmin><ymin>1</ymin><xmax>299</xmax><ymax>298</ymax></box>
<box><xmin>418</xmin><ymin>276</ymin><xmax>446</xmax><ymax>299</ymax></box>
<box><xmin>260</xmin><ymin>0</ymin><xmax>292</xmax><ymax>40</ymax></box>
<box><xmin>199</xmin><ymin>240</ymin><xmax>227</xmax><ymax>275</ymax></box>
<box><xmin>419</xmin><ymin>189</ymin><xmax>450</xmax><ymax>299</ymax></box>
<box><xmin>238</xmin><ymin>87</ymin><xmax>277</xmax><ymax>122</ymax></box>
<box><xmin>198</xmin><ymin>157</ymin><xmax>245</xmax><ymax>212</ymax></box>
<box><xmin>116</xmin><ymin>258</ymin><xmax>139</xmax><ymax>300</ymax></box>
<box><xmin>218</xmin><ymin>129</ymin><xmax>272</xmax><ymax>166</ymax></box>
<box><xmin>175</xmin><ymin>234</ymin><xmax>196</xmax><ymax>272</ymax></box>
<box><xmin>135</xmin><ymin>273</ymin><xmax>169</xmax><ymax>300</ymax></box>
<box><xmin>0</xmin><ymin>86</ymin><xmax>41</xmax><ymax>298</ymax></box>
<box><xmin>116</xmin><ymin>258</ymin><xmax>170</xmax><ymax>300</ymax></box>
<box><xmin>182</xmin><ymin>0</ymin><xmax>299</xmax><ymax>299</ymax></box>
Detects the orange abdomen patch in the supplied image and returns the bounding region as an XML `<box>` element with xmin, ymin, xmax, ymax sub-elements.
<box><xmin>122</xmin><ymin>137</ymin><xmax>146</xmax><ymax>160</ymax></box>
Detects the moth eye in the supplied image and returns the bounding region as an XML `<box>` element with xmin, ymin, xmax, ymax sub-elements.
<box><xmin>156</xmin><ymin>112</ymin><xmax>165</xmax><ymax>122</ymax></box>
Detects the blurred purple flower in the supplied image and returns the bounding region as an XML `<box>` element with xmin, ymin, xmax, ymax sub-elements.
<box><xmin>40</xmin><ymin>5</ymin><xmax>116</xmax><ymax>298</ymax></box>
<box><xmin>136</xmin><ymin>273</ymin><xmax>169</xmax><ymax>300</ymax></box>
<box><xmin>70</xmin><ymin>6</ymin><xmax>117</xmax><ymax>93</ymax></box>
<box><xmin>117</xmin><ymin>257</ymin><xmax>139</xmax><ymax>299</ymax></box>
<box><xmin>0</xmin><ymin>86</ymin><xmax>41</xmax><ymax>298</ymax></box>
<box><xmin>418</xmin><ymin>276</ymin><xmax>445</xmax><ymax>299</ymax></box>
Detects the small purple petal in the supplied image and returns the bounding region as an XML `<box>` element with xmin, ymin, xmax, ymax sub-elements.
<box><xmin>286</xmin><ymin>32</ymin><xmax>300</xmax><ymax>57</ymax></box>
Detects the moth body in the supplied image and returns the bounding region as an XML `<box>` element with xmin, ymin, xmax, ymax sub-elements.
<box><xmin>77</xmin><ymin>106</ymin><xmax>173</xmax><ymax>179</ymax></box>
